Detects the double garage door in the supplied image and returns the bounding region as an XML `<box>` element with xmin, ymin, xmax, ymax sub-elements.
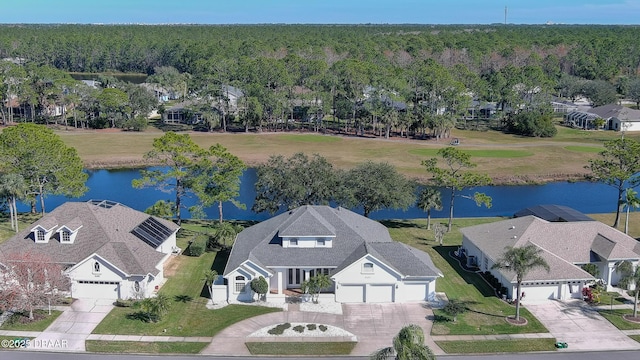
<box><xmin>339</xmin><ymin>284</ymin><xmax>394</xmax><ymax>303</ymax></box>
<box><xmin>74</xmin><ymin>280</ymin><xmax>120</xmax><ymax>299</ymax></box>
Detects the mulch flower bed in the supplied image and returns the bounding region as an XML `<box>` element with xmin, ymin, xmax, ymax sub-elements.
<box><xmin>623</xmin><ymin>315</ymin><xmax>640</xmax><ymax>323</ymax></box>
<box><xmin>505</xmin><ymin>316</ymin><xmax>528</xmax><ymax>326</ymax></box>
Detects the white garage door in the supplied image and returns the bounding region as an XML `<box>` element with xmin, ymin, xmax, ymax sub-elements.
<box><xmin>522</xmin><ymin>284</ymin><xmax>559</xmax><ymax>301</ymax></box>
<box><xmin>75</xmin><ymin>280</ymin><xmax>120</xmax><ymax>299</ymax></box>
<box><xmin>367</xmin><ymin>285</ymin><xmax>394</xmax><ymax>303</ymax></box>
<box><xmin>404</xmin><ymin>283</ymin><xmax>428</xmax><ymax>301</ymax></box>
<box><xmin>338</xmin><ymin>285</ymin><xmax>365</xmax><ymax>303</ymax></box>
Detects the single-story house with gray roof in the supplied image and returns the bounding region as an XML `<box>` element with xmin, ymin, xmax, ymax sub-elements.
<box><xmin>222</xmin><ymin>205</ymin><xmax>442</xmax><ymax>303</ymax></box>
<box><xmin>460</xmin><ymin>216</ymin><xmax>640</xmax><ymax>301</ymax></box>
<box><xmin>0</xmin><ymin>200</ymin><xmax>179</xmax><ymax>300</ymax></box>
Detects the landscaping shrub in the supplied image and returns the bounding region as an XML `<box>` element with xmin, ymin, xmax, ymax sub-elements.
<box><xmin>250</xmin><ymin>276</ymin><xmax>268</xmax><ymax>301</ymax></box>
<box><xmin>267</xmin><ymin>323</ymin><xmax>291</xmax><ymax>335</ymax></box>
<box><xmin>114</xmin><ymin>299</ymin><xmax>136</xmax><ymax>307</ymax></box>
<box><xmin>186</xmin><ymin>235</ymin><xmax>206</xmax><ymax>257</ymax></box>
<box><xmin>307</xmin><ymin>324</ymin><xmax>317</xmax><ymax>330</ymax></box>
<box><xmin>293</xmin><ymin>325</ymin><xmax>305</xmax><ymax>333</ymax></box>
<box><xmin>319</xmin><ymin>325</ymin><xmax>328</xmax><ymax>332</ymax></box>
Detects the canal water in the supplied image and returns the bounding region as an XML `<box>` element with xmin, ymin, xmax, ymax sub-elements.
<box><xmin>17</xmin><ymin>168</ymin><xmax>622</xmax><ymax>221</ymax></box>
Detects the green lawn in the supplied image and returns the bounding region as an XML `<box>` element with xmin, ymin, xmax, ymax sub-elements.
<box><xmin>436</xmin><ymin>339</ymin><xmax>557</xmax><ymax>353</ymax></box>
<box><xmin>598</xmin><ymin>309</ymin><xmax>640</xmax><ymax>330</ymax></box>
<box><xmin>0</xmin><ymin>310</ymin><xmax>62</xmax><ymax>331</ymax></box>
<box><xmin>385</xmin><ymin>218</ymin><xmax>548</xmax><ymax>335</ymax></box>
<box><xmin>92</xmin><ymin>250</ymin><xmax>280</xmax><ymax>336</ymax></box>
<box><xmin>594</xmin><ymin>292</ymin><xmax>629</xmax><ymax>306</ymax></box>
<box><xmin>86</xmin><ymin>340</ymin><xmax>207</xmax><ymax>354</ymax></box>
<box><xmin>245</xmin><ymin>342</ymin><xmax>356</xmax><ymax>355</ymax></box>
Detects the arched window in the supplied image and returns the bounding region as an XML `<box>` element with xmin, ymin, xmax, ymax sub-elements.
<box><xmin>235</xmin><ymin>276</ymin><xmax>246</xmax><ymax>293</ymax></box>
<box><xmin>134</xmin><ymin>281</ymin><xmax>140</xmax><ymax>293</ymax></box>
<box><xmin>94</xmin><ymin>261</ymin><xmax>101</xmax><ymax>273</ymax></box>
<box><xmin>362</xmin><ymin>262</ymin><xmax>374</xmax><ymax>274</ymax></box>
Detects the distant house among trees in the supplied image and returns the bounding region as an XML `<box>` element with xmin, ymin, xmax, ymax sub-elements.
<box><xmin>564</xmin><ymin>104</ymin><xmax>640</xmax><ymax>132</ymax></box>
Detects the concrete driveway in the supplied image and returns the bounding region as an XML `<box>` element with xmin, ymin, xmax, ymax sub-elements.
<box><xmin>202</xmin><ymin>302</ymin><xmax>444</xmax><ymax>356</ymax></box>
<box><xmin>525</xmin><ymin>299</ymin><xmax>640</xmax><ymax>351</ymax></box>
<box><xmin>29</xmin><ymin>298</ymin><xmax>114</xmax><ymax>352</ymax></box>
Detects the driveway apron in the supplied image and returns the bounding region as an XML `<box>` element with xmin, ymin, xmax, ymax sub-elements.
<box><xmin>29</xmin><ymin>298</ymin><xmax>114</xmax><ymax>352</ymax></box>
<box><xmin>525</xmin><ymin>299</ymin><xmax>640</xmax><ymax>351</ymax></box>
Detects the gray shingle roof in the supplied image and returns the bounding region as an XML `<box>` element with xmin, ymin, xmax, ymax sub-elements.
<box><xmin>279</xmin><ymin>206</ymin><xmax>336</xmax><ymax>237</ymax></box>
<box><xmin>224</xmin><ymin>205</ymin><xmax>441</xmax><ymax>279</ymax></box>
<box><xmin>0</xmin><ymin>201</ymin><xmax>179</xmax><ymax>276</ymax></box>
<box><xmin>461</xmin><ymin>216</ymin><xmax>640</xmax><ymax>282</ymax></box>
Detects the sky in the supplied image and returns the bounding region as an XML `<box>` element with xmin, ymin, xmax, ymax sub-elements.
<box><xmin>2</xmin><ymin>0</ymin><xmax>640</xmax><ymax>25</ymax></box>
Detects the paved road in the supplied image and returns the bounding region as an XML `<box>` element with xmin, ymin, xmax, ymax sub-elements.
<box><xmin>3</xmin><ymin>350</ymin><xmax>640</xmax><ymax>360</ymax></box>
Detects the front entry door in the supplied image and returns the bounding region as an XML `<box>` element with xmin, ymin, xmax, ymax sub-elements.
<box><xmin>288</xmin><ymin>268</ymin><xmax>302</xmax><ymax>287</ymax></box>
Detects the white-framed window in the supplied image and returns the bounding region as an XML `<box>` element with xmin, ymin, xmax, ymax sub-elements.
<box><xmin>61</xmin><ymin>231</ymin><xmax>71</xmax><ymax>243</ymax></box>
<box><xmin>134</xmin><ymin>281</ymin><xmax>140</xmax><ymax>292</ymax></box>
<box><xmin>93</xmin><ymin>261</ymin><xmax>101</xmax><ymax>273</ymax></box>
<box><xmin>362</xmin><ymin>262</ymin><xmax>374</xmax><ymax>274</ymax></box>
<box><xmin>317</xmin><ymin>239</ymin><xmax>325</xmax><ymax>246</ymax></box>
<box><xmin>235</xmin><ymin>276</ymin><xmax>246</xmax><ymax>293</ymax></box>
<box><xmin>290</xmin><ymin>238</ymin><xmax>298</xmax><ymax>246</ymax></box>
<box><xmin>36</xmin><ymin>230</ymin><xmax>46</xmax><ymax>243</ymax></box>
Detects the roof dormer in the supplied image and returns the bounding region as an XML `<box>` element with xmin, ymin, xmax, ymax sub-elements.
<box><xmin>31</xmin><ymin>217</ymin><xmax>58</xmax><ymax>244</ymax></box>
<box><xmin>56</xmin><ymin>218</ymin><xmax>83</xmax><ymax>244</ymax></box>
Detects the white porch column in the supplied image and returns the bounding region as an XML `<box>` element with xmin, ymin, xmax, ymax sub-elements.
<box><xmin>607</xmin><ymin>264</ymin><xmax>614</xmax><ymax>291</ymax></box>
<box><xmin>304</xmin><ymin>269</ymin><xmax>310</xmax><ymax>281</ymax></box>
<box><xmin>277</xmin><ymin>270</ymin><xmax>283</xmax><ymax>295</ymax></box>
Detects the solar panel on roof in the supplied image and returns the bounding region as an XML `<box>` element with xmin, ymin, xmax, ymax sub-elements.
<box><xmin>131</xmin><ymin>217</ymin><xmax>173</xmax><ymax>248</ymax></box>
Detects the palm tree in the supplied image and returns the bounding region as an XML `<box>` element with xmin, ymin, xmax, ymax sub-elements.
<box><xmin>303</xmin><ymin>274</ymin><xmax>333</xmax><ymax>303</ymax></box>
<box><xmin>416</xmin><ymin>187</ymin><xmax>443</xmax><ymax>230</ymax></box>
<box><xmin>203</xmin><ymin>270</ymin><xmax>218</xmax><ymax>304</ymax></box>
<box><xmin>215</xmin><ymin>221</ymin><xmax>240</xmax><ymax>247</ymax></box>
<box><xmin>370</xmin><ymin>324</ymin><xmax>435</xmax><ymax>360</ymax></box>
<box><xmin>623</xmin><ymin>188</ymin><xmax>640</xmax><ymax>235</ymax></box>
<box><xmin>492</xmin><ymin>244</ymin><xmax>550</xmax><ymax>322</ymax></box>
<box><xmin>615</xmin><ymin>260</ymin><xmax>640</xmax><ymax>318</ymax></box>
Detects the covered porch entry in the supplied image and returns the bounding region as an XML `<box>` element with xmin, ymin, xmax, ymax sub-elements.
<box><xmin>266</xmin><ymin>267</ymin><xmax>335</xmax><ymax>302</ymax></box>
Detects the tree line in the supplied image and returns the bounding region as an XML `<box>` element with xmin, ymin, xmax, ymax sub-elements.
<box><xmin>3</xmin><ymin>25</ymin><xmax>640</xmax><ymax>138</ymax></box>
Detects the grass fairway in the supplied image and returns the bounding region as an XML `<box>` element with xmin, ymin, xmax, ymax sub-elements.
<box><xmin>86</xmin><ymin>340</ymin><xmax>207</xmax><ymax>354</ymax></box>
<box><xmin>564</xmin><ymin>145</ymin><xmax>602</xmax><ymax>153</ymax></box>
<box><xmin>276</xmin><ymin>134</ymin><xmax>342</xmax><ymax>143</ymax></box>
<box><xmin>55</xmin><ymin>124</ymin><xmax>632</xmax><ymax>182</ymax></box>
<box><xmin>91</xmin><ymin>249</ymin><xmax>280</xmax><ymax>337</ymax></box>
<box><xmin>408</xmin><ymin>148</ymin><xmax>533</xmax><ymax>158</ymax></box>
<box><xmin>245</xmin><ymin>342</ymin><xmax>356</xmax><ymax>355</ymax></box>
<box><xmin>385</xmin><ymin>218</ymin><xmax>547</xmax><ymax>335</ymax></box>
<box><xmin>436</xmin><ymin>339</ymin><xmax>557</xmax><ymax>353</ymax></box>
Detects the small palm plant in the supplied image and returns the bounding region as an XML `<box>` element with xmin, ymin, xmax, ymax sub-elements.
<box><xmin>370</xmin><ymin>324</ymin><xmax>435</xmax><ymax>360</ymax></box>
<box><xmin>615</xmin><ymin>260</ymin><xmax>640</xmax><ymax>318</ymax></box>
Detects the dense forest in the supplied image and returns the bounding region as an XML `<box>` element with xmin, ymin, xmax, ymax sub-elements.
<box><xmin>1</xmin><ymin>24</ymin><xmax>640</xmax><ymax>136</ymax></box>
